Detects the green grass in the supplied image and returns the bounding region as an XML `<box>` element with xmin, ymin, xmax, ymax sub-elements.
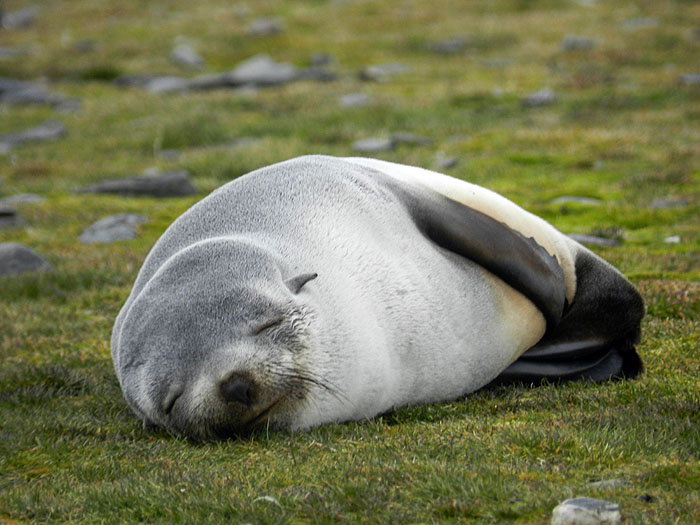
<box><xmin>1</xmin><ymin>0</ymin><xmax>699</xmax><ymax>522</ymax></box>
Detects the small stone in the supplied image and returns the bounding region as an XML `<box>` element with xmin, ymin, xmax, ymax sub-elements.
<box><xmin>227</xmin><ymin>54</ymin><xmax>298</xmax><ymax>87</ymax></box>
<box><xmin>679</xmin><ymin>73</ymin><xmax>700</xmax><ymax>86</ymax></box>
<box><xmin>0</xmin><ymin>47</ymin><xmax>22</xmax><ymax>59</ymax></box>
<box><xmin>352</xmin><ymin>138</ymin><xmax>395</xmax><ymax>153</ymax></box>
<box><xmin>296</xmin><ymin>67</ymin><xmax>337</xmax><ymax>83</ymax></box>
<box><xmin>664</xmin><ymin>235</ymin><xmax>680</xmax><ymax>244</ymax></box>
<box><xmin>158</xmin><ymin>149</ymin><xmax>181</xmax><ymax>160</ymax></box>
<box><xmin>622</xmin><ymin>17</ymin><xmax>660</xmax><ymax>30</ymax></box>
<box><xmin>562</xmin><ymin>35</ymin><xmax>598</xmax><ymax>51</ymax></box>
<box><xmin>0</xmin><ymin>206</ymin><xmax>24</xmax><ymax>228</ymax></box>
<box><xmin>171</xmin><ymin>43</ymin><xmax>204</xmax><ymax>71</ymax></box>
<box><xmin>248</xmin><ymin>18</ymin><xmax>284</xmax><ymax>37</ymax></box>
<box><xmin>339</xmin><ymin>93</ymin><xmax>370</xmax><ymax>108</ymax></box>
<box><xmin>650</xmin><ymin>197</ymin><xmax>689</xmax><ymax>209</ymax></box>
<box><xmin>145</xmin><ymin>76</ymin><xmax>190</xmax><ymax>94</ymax></box>
<box><xmin>523</xmin><ymin>88</ymin><xmax>558</xmax><ymax>107</ymax></box>
<box><xmin>310</xmin><ymin>52</ymin><xmax>334</xmax><ymax>66</ymax></box>
<box><xmin>79</xmin><ymin>214</ymin><xmax>149</xmax><ymax>244</ymax></box>
<box><xmin>434</xmin><ymin>153</ymin><xmax>458</xmax><ymax>170</ymax></box>
<box><xmin>0</xmin><ymin>193</ymin><xmax>45</xmax><ymax>206</ymax></box>
<box><xmin>568</xmin><ymin>234</ymin><xmax>621</xmax><ymax>247</ymax></box>
<box><xmin>589</xmin><ymin>479</ymin><xmax>627</xmax><ymax>489</ymax></box>
<box><xmin>551</xmin><ymin>497</ymin><xmax>621</xmax><ymax>525</ymax></box>
<box><xmin>429</xmin><ymin>37</ymin><xmax>470</xmax><ymax>54</ymax></box>
<box><xmin>0</xmin><ymin>242</ymin><xmax>53</xmax><ymax>277</ymax></box>
<box><xmin>390</xmin><ymin>132</ymin><xmax>432</xmax><ymax>146</ymax></box>
<box><xmin>76</xmin><ymin>170</ymin><xmax>196</xmax><ymax>198</ymax></box>
<box><xmin>359</xmin><ymin>63</ymin><xmax>410</xmax><ymax>82</ymax></box>
<box><xmin>550</xmin><ymin>196</ymin><xmax>602</xmax><ymax>206</ymax></box>
<box><xmin>481</xmin><ymin>59</ymin><xmax>513</xmax><ymax>68</ymax></box>
<box><xmin>0</xmin><ymin>120</ymin><xmax>66</xmax><ymax>151</ymax></box>
<box><xmin>114</xmin><ymin>74</ymin><xmax>174</xmax><ymax>89</ymax></box>
<box><xmin>1</xmin><ymin>7</ymin><xmax>39</xmax><ymax>29</ymax></box>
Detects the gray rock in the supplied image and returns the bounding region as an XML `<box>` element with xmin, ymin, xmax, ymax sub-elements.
<box><xmin>310</xmin><ymin>52</ymin><xmax>334</xmax><ymax>66</ymax></box>
<box><xmin>0</xmin><ymin>193</ymin><xmax>45</xmax><ymax>206</ymax></box>
<box><xmin>114</xmin><ymin>74</ymin><xmax>175</xmax><ymax>89</ymax></box>
<box><xmin>679</xmin><ymin>73</ymin><xmax>700</xmax><ymax>86</ymax></box>
<box><xmin>79</xmin><ymin>214</ymin><xmax>149</xmax><ymax>244</ymax></box>
<box><xmin>562</xmin><ymin>35</ymin><xmax>598</xmax><ymax>51</ymax></box>
<box><xmin>76</xmin><ymin>170</ymin><xmax>196</xmax><ymax>198</ymax></box>
<box><xmin>248</xmin><ymin>18</ymin><xmax>284</xmax><ymax>37</ymax></box>
<box><xmin>0</xmin><ymin>76</ymin><xmax>71</xmax><ymax>108</ymax></box>
<box><xmin>429</xmin><ymin>37</ymin><xmax>470</xmax><ymax>54</ymax></box>
<box><xmin>551</xmin><ymin>497</ymin><xmax>620</xmax><ymax>525</ymax></box>
<box><xmin>145</xmin><ymin>76</ymin><xmax>190</xmax><ymax>94</ymax></box>
<box><xmin>339</xmin><ymin>93</ymin><xmax>370</xmax><ymax>108</ymax></box>
<box><xmin>622</xmin><ymin>17</ymin><xmax>660</xmax><ymax>30</ymax></box>
<box><xmin>171</xmin><ymin>43</ymin><xmax>204</xmax><ymax>71</ymax></box>
<box><xmin>650</xmin><ymin>197</ymin><xmax>689</xmax><ymax>209</ymax></box>
<box><xmin>568</xmin><ymin>234</ymin><xmax>621</xmax><ymax>247</ymax></box>
<box><xmin>158</xmin><ymin>149</ymin><xmax>181</xmax><ymax>160</ymax></box>
<box><xmin>352</xmin><ymin>138</ymin><xmax>395</xmax><ymax>153</ymax></box>
<box><xmin>550</xmin><ymin>196</ymin><xmax>602</xmax><ymax>206</ymax></box>
<box><xmin>523</xmin><ymin>88</ymin><xmax>558</xmax><ymax>107</ymax></box>
<box><xmin>0</xmin><ymin>206</ymin><xmax>24</xmax><ymax>228</ymax></box>
<box><xmin>0</xmin><ymin>120</ymin><xmax>66</xmax><ymax>152</ymax></box>
<box><xmin>481</xmin><ymin>59</ymin><xmax>513</xmax><ymax>68</ymax></box>
<box><xmin>359</xmin><ymin>63</ymin><xmax>410</xmax><ymax>82</ymax></box>
<box><xmin>0</xmin><ymin>47</ymin><xmax>22</xmax><ymax>59</ymax></box>
<box><xmin>1</xmin><ymin>7</ymin><xmax>39</xmax><ymax>29</ymax></box>
<box><xmin>227</xmin><ymin>54</ymin><xmax>298</xmax><ymax>87</ymax></box>
<box><xmin>391</xmin><ymin>132</ymin><xmax>432</xmax><ymax>146</ymax></box>
<box><xmin>297</xmin><ymin>66</ymin><xmax>337</xmax><ymax>83</ymax></box>
<box><xmin>434</xmin><ymin>153</ymin><xmax>459</xmax><ymax>170</ymax></box>
<box><xmin>589</xmin><ymin>479</ymin><xmax>627</xmax><ymax>489</ymax></box>
<box><xmin>0</xmin><ymin>242</ymin><xmax>53</xmax><ymax>277</ymax></box>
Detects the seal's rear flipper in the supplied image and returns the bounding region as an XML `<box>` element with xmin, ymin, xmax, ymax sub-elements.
<box><xmin>489</xmin><ymin>249</ymin><xmax>644</xmax><ymax>386</ymax></box>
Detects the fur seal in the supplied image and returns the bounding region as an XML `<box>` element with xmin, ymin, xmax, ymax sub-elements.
<box><xmin>111</xmin><ymin>155</ymin><xmax>644</xmax><ymax>440</ymax></box>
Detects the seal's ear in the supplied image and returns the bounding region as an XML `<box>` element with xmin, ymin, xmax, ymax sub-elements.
<box><xmin>285</xmin><ymin>272</ymin><xmax>318</xmax><ymax>294</ymax></box>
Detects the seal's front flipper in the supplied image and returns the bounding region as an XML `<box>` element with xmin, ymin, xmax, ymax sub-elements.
<box><xmin>491</xmin><ymin>249</ymin><xmax>644</xmax><ymax>385</ymax></box>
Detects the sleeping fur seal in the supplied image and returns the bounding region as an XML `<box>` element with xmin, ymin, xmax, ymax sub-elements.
<box><xmin>111</xmin><ymin>155</ymin><xmax>644</xmax><ymax>440</ymax></box>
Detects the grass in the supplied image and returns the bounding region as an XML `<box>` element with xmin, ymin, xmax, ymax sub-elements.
<box><xmin>1</xmin><ymin>0</ymin><xmax>699</xmax><ymax>522</ymax></box>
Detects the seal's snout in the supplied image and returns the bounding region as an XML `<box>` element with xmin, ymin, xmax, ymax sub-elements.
<box><xmin>219</xmin><ymin>373</ymin><xmax>255</xmax><ymax>406</ymax></box>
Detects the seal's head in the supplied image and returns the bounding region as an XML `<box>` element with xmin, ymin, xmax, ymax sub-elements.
<box><xmin>112</xmin><ymin>238</ymin><xmax>324</xmax><ymax>440</ymax></box>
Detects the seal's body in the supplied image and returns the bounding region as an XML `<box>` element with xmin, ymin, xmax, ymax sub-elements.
<box><xmin>112</xmin><ymin>156</ymin><xmax>644</xmax><ymax>439</ymax></box>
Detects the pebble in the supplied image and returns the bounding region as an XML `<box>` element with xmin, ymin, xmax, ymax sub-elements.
<box><xmin>650</xmin><ymin>197</ymin><xmax>689</xmax><ymax>209</ymax></box>
<box><xmin>1</xmin><ymin>6</ymin><xmax>39</xmax><ymax>29</ymax></box>
<box><xmin>79</xmin><ymin>214</ymin><xmax>149</xmax><ymax>244</ymax></box>
<box><xmin>0</xmin><ymin>47</ymin><xmax>22</xmax><ymax>59</ymax></box>
<box><xmin>296</xmin><ymin>66</ymin><xmax>337</xmax><ymax>83</ymax></box>
<box><xmin>523</xmin><ymin>88</ymin><xmax>558</xmax><ymax>107</ymax></box>
<box><xmin>227</xmin><ymin>54</ymin><xmax>298</xmax><ymax>87</ymax></box>
<box><xmin>568</xmin><ymin>234</ymin><xmax>621</xmax><ymax>247</ymax></box>
<box><xmin>310</xmin><ymin>52</ymin><xmax>334</xmax><ymax>66</ymax></box>
<box><xmin>562</xmin><ymin>35</ymin><xmax>598</xmax><ymax>51</ymax></box>
<box><xmin>0</xmin><ymin>242</ymin><xmax>53</xmax><ymax>277</ymax></box>
<box><xmin>551</xmin><ymin>497</ymin><xmax>620</xmax><ymax>525</ymax></box>
<box><xmin>359</xmin><ymin>63</ymin><xmax>410</xmax><ymax>82</ymax></box>
<box><xmin>622</xmin><ymin>17</ymin><xmax>660</xmax><ymax>30</ymax></box>
<box><xmin>0</xmin><ymin>120</ymin><xmax>66</xmax><ymax>153</ymax></box>
<box><xmin>145</xmin><ymin>76</ymin><xmax>190</xmax><ymax>94</ymax></box>
<box><xmin>434</xmin><ymin>152</ymin><xmax>459</xmax><ymax>170</ymax></box>
<box><xmin>588</xmin><ymin>479</ymin><xmax>627</xmax><ymax>489</ymax></box>
<box><xmin>549</xmin><ymin>196</ymin><xmax>602</xmax><ymax>206</ymax></box>
<box><xmin>339</xmin><ymin>93</ymin><xmax>370</xmax><ymax>108</ymax></box>
<box><xmin>679</xmin><ymin>74</ymin><xmax>700</xmax><ymax>86</ymax></box>
<box><xmin>171</xmin><ymin>43</ymin><xmax>205</xmax><ymax>71</ymax></box>
<box><xmin>429</xmin><ymin>37</ymin><xmax>470</xmax><ymax>54</ymax></box>
<box><xmin>352</xmin><ymin>138</ymin><xmax>395</xmax><ymax>153</ymax></box>
<box><xmin>0</xmin><ymin>193</ymin><xmax>45</xmax><ymax>206</ymax></box>
<box><xmin>248</xmin><ymin>18</ymin><xmax>284</xmax><ymax>37</ymax></box>
<box><xmin>76</xmin><ymin>170</ymin><xmax>197</xmax><ymax>198</ymax></box>
<box><xmin>0</xmin><ymin>76</ymin><xmax>73</xmax><ymax>109</ymax></box>
<box><xmin>390</xmin><ymin>132</ymin><xmax>432</xmax><ymax>146</ymax></box>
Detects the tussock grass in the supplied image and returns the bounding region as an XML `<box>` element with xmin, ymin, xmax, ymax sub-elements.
<box><xmin>1</xmin><ymin>0</ymin><xmax>698</xmax><ymax>522</ymax></box>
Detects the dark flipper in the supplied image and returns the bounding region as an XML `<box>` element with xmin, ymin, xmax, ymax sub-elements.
<box><xmin>387</xmin><ymin>179</ymin><xmax>567</xmax><ymax>330</ymax></box>
<box><xmin>491</xmin><ymin>249</ymin><xmax>644</xmax><ymax>385</ymax></box>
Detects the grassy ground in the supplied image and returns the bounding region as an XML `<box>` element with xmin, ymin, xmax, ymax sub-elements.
<box><xmin>1</xmin><ymin>0</ymin><xmax>698</xmax><ymax>522</ymax></box>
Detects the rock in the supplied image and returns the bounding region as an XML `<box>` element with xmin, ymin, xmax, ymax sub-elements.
<box><xmin>0</xmin><ymin>47</ymin><xmax>22</xmax><ymax>59</ymax></box>
<box><xmin>523</xmin><ymin>88</ymin><xmax>558</xmax><ymax>107</ymax></box>
<box><xmin>434</xmin><ymin>152</ymin><xmax>459</xmax><ymax>170</ymax></box>
<box><xmin>227</xmin><ymin>54</ymin><xmax>298</xmax><ymax>87</ymax></box>
<box><xmin>114</xmin><ymin>74</ymin><xmax>175</xmax><ymax>89</ymax></box>
<box><xmin>248</xmin><ymin>18</ymin><xmax>284</xmax><ymax>37</ymax></box>
<box><xmin>0</xmin><ymin>242</ymin><xmax>53</xmax><ymax>277</ymax></box>
<box><xmin>158</xmin><ymin>149</ymin><xmax>181</xmax><ymax>160</ymax></box>
<box><xmin>0</xmin><ymin>206</ymin><xmax>24</xmax><ymax>228</ymax></box>
<box><xmin>339</xmin><ymin>93</ymin><xmax>370</xmax><ymax>108</ymax></box>
<box><xmin>352</xmin><ymin>138</ymin><xmax>395</xmax><ymax>153</ymax></box>
<box><xmin>551</xmin><ymin>497</ymin><xmax>621</xmax><ymax>525</ymax></box>
<box><xmin>0</xmin><ymin>120</ymin><xmax>66</xmax><ymax>152</ymax></box>
<box><xmin>359</xmin><ymin>63</ymin><xmax>410</xmax><ymax>82</ymax></box>
<box><xmin>390</xmin><ymin>132</ymin><xmax>432</xmax><ymax>146</ymax></box>
<box><xmin>0</xmin><ymin>193</ymin><xmax>45</xmax><ymax>206</ymax></box>
<box><xmin>310</xmin><ymin>52</ymin><xmax>334</xmax><ymax>66</ymax></box>
<box><xmin>297</xmin><ymin>67</ymin><xmax>337</xmax><ymax>83</ymax></box>
<box><xmin>568</xmin><ymin>234</ymin><xmax>621</xmax><ymax>247</ymax></box>
<box><xmin>481</xmin><ymin>59</ymin><xmax>513</xmax><ymax>68</ymax></box>
<box><xmin>589</xmin><ymin>479</ymin><xmax>627</xmax><ymax>489</ymax></box>
<box><xmin>562</xmin><ymin>35</ymin><xmax>598</xmax><ymax>51</ymax></box>
<box><xmin>1</xmin><ymin>7</ymin><xmax>39</xmax><ymax>29</ymax></box>
<box><xmin>0</xmin><ymin>76</ymin><xmax>71</xmax><ymax>108</ymax></box>
<box><xmin>171</xmin><ymin>43</ymin><xmax>204</xmax><ymax>71</ymax></box>
<box><xmin>429</xmin><ymin>37</ymin><xmax>470</xmax><ymax>54</ymax></box>
<box><xmin>679</xmin><ymin>73</ymin><xmax>700</xmax><ymax>86</ymax></box>
<box><xmin>145</xmin><ymin>76</ymin><xmax>190</xmax><ymax>94</ymax></box>
<box><xmin>664</xmin><ymin>235</ymin><xmax>681</xmax><ymax>244</ymax></box>
<box><xmin>650</xmin><ymin>197</ymin><xmax>689</xmax><ymax>209</ymax></box>
<box><xmin>79</xmin><ymin>214</ymin><xmax>149</xmax><ymax>244</ymax></box>
<box><xmin>549</xmin><ymin>196</ymin><xmax>602</xmax><ymax>206</ymax></box>
<box><xmin>76</xmin><ymin>170</ymin><xmax>197</xmax><ymax>198</ymax></box>
<box><xmin>622</xmin><ymin>17</ymin><xmax>660</xmax><ymax>30</ymax></box>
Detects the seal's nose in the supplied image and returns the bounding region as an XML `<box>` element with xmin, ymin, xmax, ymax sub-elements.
<box><xmin>219</xmin><ymin>374</ymin><xmax>254</xmax><ymax>406</ymax></box>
